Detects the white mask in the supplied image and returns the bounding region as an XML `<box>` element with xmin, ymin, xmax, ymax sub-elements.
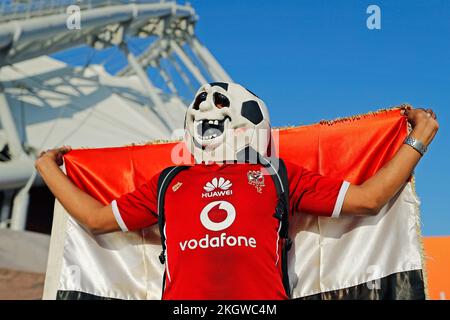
<box><xmin>184</xmin><ymin>82</ymin><xmax>271</xmax><ymax>163</ymax></box>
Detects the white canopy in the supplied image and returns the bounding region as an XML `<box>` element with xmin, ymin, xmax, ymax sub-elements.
<box><xmin>0</xmin><ymin>55</ymin><xmax>187</xmax><ymax>152</ymax></box>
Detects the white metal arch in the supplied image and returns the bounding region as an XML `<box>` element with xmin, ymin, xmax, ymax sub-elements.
<box><xmin>0</xmin><ymin>0</ymin><xmax>232</xmax><ymax>230</ymax></box>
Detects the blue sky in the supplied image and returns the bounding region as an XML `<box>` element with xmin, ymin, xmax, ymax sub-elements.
<box><xmin>54</xmin><ymin>0</ymin><xmax>450</xmax><ymax>236</ymax></box>
<box><xmin>190</xmin><ymin>0</ymin><xmax>450</xmax><ymax>236</ymax></box>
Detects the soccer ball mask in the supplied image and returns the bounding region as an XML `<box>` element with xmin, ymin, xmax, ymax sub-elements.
<box><xmin>184</xmin><ymin>82</ymin><xmax>271</xmax><ymax>163</ymax></box>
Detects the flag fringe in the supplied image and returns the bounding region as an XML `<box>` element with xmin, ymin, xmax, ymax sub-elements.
<box><xmin>317</xmin><ymin>104</ymin><xmax>411</xmax><ymax>126</ymax></box>
<box><xmin>411</xmin><ymin>175</ymin><xmax>430</xmax><ymax>299</ymax></box>
<box><xmin>120</xmin><ymin>104</ymin><xmax>413</xmax><ymax>147</ymax></box>
<box><xmin>72</xmin><ymin>105</ymin><xmax>413</xmax><ymax>149</ymax></box>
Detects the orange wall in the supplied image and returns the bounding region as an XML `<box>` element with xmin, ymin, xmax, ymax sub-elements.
<box><xmin>424</xmin><ymin>236</ymin><xmax>450</xmax><ymax>300</ymax></box>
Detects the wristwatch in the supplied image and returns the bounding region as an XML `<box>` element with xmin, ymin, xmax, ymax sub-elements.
<box><xmin>404</xmin><ymin>136</ymin><xmax>427</xmax><ymax>156</ymax></box>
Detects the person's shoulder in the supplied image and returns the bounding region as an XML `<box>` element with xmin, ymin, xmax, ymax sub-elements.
<box><xmin>154</xmin><ymin>164</ymin><xmax>196</xmax><ymax>180</ymax></box>
<box><xmin>149</xmin><ymin>166</ymin><xmax>175</xmax><ymax>185</ymax></box>
<box><xmin>279</xmin><ymin>158</ymin><xmax>302</xmax><ymax>171</ymax></box>
<box><xmin>146</xmin><ymin>166</ymin><xmax>182</xmax><ymax>190</ymax></box>
<box><xmin>277</xmin><ymin>159</ymin><xmax>310</xmax><ymax>181</ymax></box>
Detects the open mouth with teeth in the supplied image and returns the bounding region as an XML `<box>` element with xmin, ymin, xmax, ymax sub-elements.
<box><xmin>195</xmin><ymin>117</ymin><xmax>230</xmax><ymax>141</ymax></box>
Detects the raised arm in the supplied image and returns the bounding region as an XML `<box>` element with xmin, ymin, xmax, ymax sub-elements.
<box><xmin>341</xmin><ymin>106</ymin><xmax>439</xmax><ymax>216</ymax></box>
<box><xmin>35</xmin><ymin>146</ymin><xmax>120</xmax><ymax>234</ymax></box>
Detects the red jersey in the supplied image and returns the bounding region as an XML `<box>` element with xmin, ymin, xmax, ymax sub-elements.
<box><xmin>111</xmin><ymin>161</ymin><xmax>349</xmax><ymax>300</ymax></box>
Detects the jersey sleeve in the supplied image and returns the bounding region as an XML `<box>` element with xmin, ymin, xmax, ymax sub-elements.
<box><xmin>286</xmin><ymin>161</ymin><xmax>350</xmax><ymax>218</ymax></box>
<box><xmin>110</xmin><ymin>173</ymin><xmax>159</xmax><ymax>232</ymax></box>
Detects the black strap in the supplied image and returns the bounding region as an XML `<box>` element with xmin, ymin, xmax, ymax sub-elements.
<box><xmin>157</xmin><ymin>165</ymin><xmax>190</xmax><ymax>297</ymax></box>
<box><xmin>259</xmin><ymin>157</ymin><xmax>292</xmax><ymax>298</ymax></box>
<box><xmin>277</xmin><ymin>159</ymin><xmax>292</xmax><ymax>298</ymax></box>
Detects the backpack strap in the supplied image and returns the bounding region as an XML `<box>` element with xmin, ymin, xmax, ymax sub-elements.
<box><xmin>156</xmin><ymin>165</ymin><xmax>190</xmax><ymax>297</ymax></box>
<box><xmin>260</xmin><ymin>157</ymin><xmax>292</xmax><ymax>298</ymax></box>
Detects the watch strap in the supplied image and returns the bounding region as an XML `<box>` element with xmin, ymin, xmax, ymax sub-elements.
<box><xmin>404</xmin><ymin>136</ymin><xmax>427</xmax><ymax>156</ymax></box>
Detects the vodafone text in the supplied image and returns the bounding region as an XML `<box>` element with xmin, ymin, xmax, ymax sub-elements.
<box><xmin>179</xmin><ymin>232</ymin><xmax>256</xmax><ymax>251</ymax></box>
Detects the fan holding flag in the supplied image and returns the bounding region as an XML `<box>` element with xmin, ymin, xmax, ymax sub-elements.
<box><xmin>36</xmin><ymin>82</ymin><xmax>438</xmax><ymax>300</ymax></box>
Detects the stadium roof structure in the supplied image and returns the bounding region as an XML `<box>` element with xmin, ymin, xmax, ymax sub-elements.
<box><xmin>0</xmin><ymin>0</ymin><xmax>232</xmax><ymax>230</ymax></box>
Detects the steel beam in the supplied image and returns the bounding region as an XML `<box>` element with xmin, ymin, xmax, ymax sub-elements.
<box><xmin>0</xmin><ymin>2</ymin><xmax>196</xmax><ymax>66</ymax></box>
<box><xmin>0</xmin><ymin>159</ymin><xmax>35</xmax><ymax>190</ymax></box>
<box><xmin>189</xmin><ymin>37</ymin><xmax>233</xmax><ymax>83</ymax></box>
<box><xmin>156</xmin><ymin>62</ymin><xmax>178</xmax><ymax>94</ymax></box>
<box><xmin>0</xmin><ymin>85</ymin><xmax>25</xmax><ymax>159</ymax></box>
<box><xmin>0</xmin><ymin>190</ymin><xmax>13</xmax><ymax>228</ymax></box>
<box><xmin>166</xmin><ymin>53</ymin><xmax>196</xmax><ymax>94</ymax></box>
<box><xmin>170</xmin><ymin>39</ymin><xmax>207</xmax><ymax>85</ymax></box>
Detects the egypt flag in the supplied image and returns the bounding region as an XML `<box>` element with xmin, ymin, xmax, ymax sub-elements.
<box><xmin>43</xmin><ymin>108</ymin><xmax>426</xmax><ymax>300</ymax></box>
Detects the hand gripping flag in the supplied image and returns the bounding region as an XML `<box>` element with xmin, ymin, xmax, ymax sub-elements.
<box><xmin>43</xmin><ymin>108</ymin><xmax>426</xmax><ymax>300</ymax></box>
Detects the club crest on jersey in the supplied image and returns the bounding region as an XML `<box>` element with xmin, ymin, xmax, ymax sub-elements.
<box><xmin>202</xmin><ymin>177</ymin><xmax>233</xmax><ymax>198</ymax></box>
<box><xmin>247</xmin><ymin>170</ymin><xmax>265</xmax><ymax>193</ymax></box>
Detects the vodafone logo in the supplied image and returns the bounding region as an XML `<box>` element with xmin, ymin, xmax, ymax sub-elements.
<box><xmin>200</xmin><ymin>201</ymin><xmax>236</xmax><ymax>231</ymax></box>
<box><xmin>178</xmin><ymin>200</ymin><xmax>257</xmax><ymax>252</ymax></box>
